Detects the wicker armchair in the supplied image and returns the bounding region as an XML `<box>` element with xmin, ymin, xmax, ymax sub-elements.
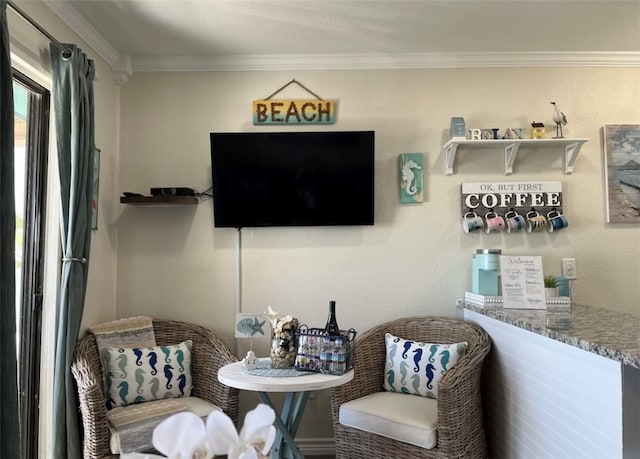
<box><xmin>330</xmin><ymin>316</ymin><xmax>491</xmax><ymax>458</ymax></box>
<box><xmin>71</xmin><ymin>318</ymin><xmax>239</xmax><ymax>458</ymax></box>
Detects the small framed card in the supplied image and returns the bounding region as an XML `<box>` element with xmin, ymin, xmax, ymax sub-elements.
<box><xmin>235</xmin><ymin>313</ymin><xmax>267</xmax><ymax>338</ymax></box>
<box><xmin>500</xmin><ymin>255</ymin><xmax>546</xmax><ymax>309</ymax></box>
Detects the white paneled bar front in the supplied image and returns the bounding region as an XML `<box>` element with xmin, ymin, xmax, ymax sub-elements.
<box><xmin>464</xmin><ymin>309</ymin><xmax>625</xmax><ymax>458</ymax></box>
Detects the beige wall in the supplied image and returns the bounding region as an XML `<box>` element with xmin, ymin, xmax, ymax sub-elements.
<box><xmin>118</xmin><ymin>67</ymin><xmax>639</xmax><ymax>439</ymax></box>
<box><xmin>118</xmin><ymin>68</ymin><xmax>640</xmax><ymax>327</ymax></box>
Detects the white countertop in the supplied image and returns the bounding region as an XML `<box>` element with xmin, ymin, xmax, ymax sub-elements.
<box><xmin>461</xmin><ymin>302</ymin><xmax>640</xmax><ymax>368</ymax></box>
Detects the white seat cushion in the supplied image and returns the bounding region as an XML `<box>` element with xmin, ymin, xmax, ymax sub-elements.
<box><xmin>108</xmin><ymin>396</ymin><xmax>221</xmax><ymax>454</ymax></box>
<box><xmin>339</xmin><ymin>391</ymin><xmax>438</xmax><ymax>449</ymax></box>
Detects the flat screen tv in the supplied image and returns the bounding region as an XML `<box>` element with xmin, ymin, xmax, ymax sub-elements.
<box><xmin>210</xmin><ymin>131</ymin><xmax>375</xmax><ymax>228</ymax></box>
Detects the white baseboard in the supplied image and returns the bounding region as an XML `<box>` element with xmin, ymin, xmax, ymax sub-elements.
<box><xmin>296</xmin><ymin>437</ymin><xmax>335</xmax><ymax>456</ymax></box>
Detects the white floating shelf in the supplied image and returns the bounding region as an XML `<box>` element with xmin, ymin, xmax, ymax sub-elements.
<box><xmin>443</xmin><ymin>138</ymin><xmax>589</xmax><ymax>175</ymax></box>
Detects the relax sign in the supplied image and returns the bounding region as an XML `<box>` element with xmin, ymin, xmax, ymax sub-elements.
<box><xmin>252</xmin><ymin>99</ymin><xmax>337</xmax><ymax>125</ymax></box>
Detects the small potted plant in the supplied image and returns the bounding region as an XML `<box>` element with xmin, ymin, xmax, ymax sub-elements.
<box><xmin>544</xmin><ymin>274</ymin><xmax>558</xmax><ymax>298</ymax></box>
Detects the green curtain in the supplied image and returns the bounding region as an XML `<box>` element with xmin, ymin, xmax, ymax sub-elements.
<box><xmin>50</xmin><ymin>43</ymin><xmax>95</xmax><ymax>459</ymax></box>
<box><xmin>0</xmin><ymin>1</ymin><xmax>21</xmax><ymax>458</ymax></box>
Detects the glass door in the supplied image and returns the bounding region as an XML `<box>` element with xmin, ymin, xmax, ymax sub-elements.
<box><xmin>13</xmin><ymin>69</ymin><xmax>50</xmax><ymax>459</ymax></box>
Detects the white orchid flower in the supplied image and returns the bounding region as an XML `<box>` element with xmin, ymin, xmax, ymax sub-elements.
<box><xmin>152</xmin><ymin>411</ymin><xmax>211</xmax><ymax>459</ymax></box>
<box><xmin>207</xmin><ymin>404</ymin><xmax>276</xmax><ymax>459</ymax></box>
<box><xmin>121</xmin><ymin>404</ymin><xmax>276</xmax><ymax>459</ymax></box>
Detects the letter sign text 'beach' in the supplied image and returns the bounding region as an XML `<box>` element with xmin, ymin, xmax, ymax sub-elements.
<box><xmin>253</xmin><ymin>99</ymin><xmax>337</xmax><ymax>125</ymax></box>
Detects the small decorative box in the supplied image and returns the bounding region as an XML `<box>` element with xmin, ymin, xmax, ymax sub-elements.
<box><xmin>450</xmin><ymin>117</ymin><xmax>466</xmax><ymax>139</ymax></box>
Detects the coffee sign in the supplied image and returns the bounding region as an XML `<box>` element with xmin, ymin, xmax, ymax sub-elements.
<box><xmin>461</xmin><ymin>181</ymin><xmax>563</xmax><ymax>216</ymax></box>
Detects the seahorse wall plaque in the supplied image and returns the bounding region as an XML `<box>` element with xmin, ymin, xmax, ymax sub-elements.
<box><xmin>399</xmin><ymin>153</ymin><xmax>424</xmax><ymax>203</ymax></box>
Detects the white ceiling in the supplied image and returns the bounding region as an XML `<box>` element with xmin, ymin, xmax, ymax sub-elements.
<box><xmin>45</xmin><ymin>0</ymin><xmax>640</xmax><ymax>80</ymax></box>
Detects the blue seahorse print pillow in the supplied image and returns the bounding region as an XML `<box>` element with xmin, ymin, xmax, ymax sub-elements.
<box><xmin>102</xmin><ymin>340</ymin><xmax>194</xmax><ymax>408</ymax></box>
<box><xmin>383</xmin><ymin>333</ymin><xmax>467</xmax><ymax>399</ymax></box>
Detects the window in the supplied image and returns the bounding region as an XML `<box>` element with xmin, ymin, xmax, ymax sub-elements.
<box><xmin>13</xmin><ymin>69</ymin><xmax>50</xmax><ymax>459</ymax></box>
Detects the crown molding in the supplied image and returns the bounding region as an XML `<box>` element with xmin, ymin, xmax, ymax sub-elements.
<box><xmin>44</xmin><ymin>0</ymin><xmax>132</xmax><ymax>84</ymax></box>
<box><xmin>111</xmin><ymin>54</ymin><xmax>132</xmax><ymax>86</ymax></box>
<box><xmin>130</xmin><ymin>51</ymin><xmax>640</xmax><ymax>72</ymax></box>
<box><xmin>42</xmin><ymin>1</ymin><xmax>639</xmax><ymax>75</ymax></box>
<box><xmin>45</xmin><ymin>0</ymin><xmax>118</xmax><ymax>65</ymax></box>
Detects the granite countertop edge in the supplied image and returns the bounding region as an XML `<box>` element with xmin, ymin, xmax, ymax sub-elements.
<box><xmin>462</xmin><ymin>303</ymin><xmax>640</xmax><ymax>369</ymax></box>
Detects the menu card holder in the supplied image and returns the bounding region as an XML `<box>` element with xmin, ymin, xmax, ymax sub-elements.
<box><xmin>500</xmin><ymin>255</ymin><xmax>547</xmax><ymax>309</ymax></box>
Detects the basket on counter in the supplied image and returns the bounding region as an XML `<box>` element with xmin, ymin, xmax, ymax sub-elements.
<box><xmin>294</xmin><ymin>325</ymin><xmax>356</xmax><ymax>375</ymax></box>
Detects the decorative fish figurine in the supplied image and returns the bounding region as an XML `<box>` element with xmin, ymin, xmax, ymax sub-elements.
<box><xmin>236</xmin><ymin>317</ymin><xmax>267</xmax><ymax>337</ymax></box>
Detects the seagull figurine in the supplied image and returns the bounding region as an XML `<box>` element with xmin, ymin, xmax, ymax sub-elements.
<box><xmin>550</xmin><ymin>102</ymin><xmax>567</xmax><ymax>138</ymax></box>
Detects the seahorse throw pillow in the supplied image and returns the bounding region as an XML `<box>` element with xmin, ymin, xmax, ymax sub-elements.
<box><xmin>102</xmin><ymin>340</ymin><xmax>194</xmax><ymax>408</ymax></box>
<box><xmin>383</xmin><ymin>333</ymin><xmax>467</xmax><ymax>399</ymax></box>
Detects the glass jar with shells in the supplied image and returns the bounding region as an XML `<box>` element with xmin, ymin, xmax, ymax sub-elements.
<box><xmin>265</xmin><ymin>306</ymin><xmax>299</xmax><ymax>368</ymax></box>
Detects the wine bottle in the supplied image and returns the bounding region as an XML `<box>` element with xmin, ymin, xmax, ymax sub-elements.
<box><xmin>324</xmin><ymin>300</ymin><xmax>341</xmax><ymax>336</ymax></box>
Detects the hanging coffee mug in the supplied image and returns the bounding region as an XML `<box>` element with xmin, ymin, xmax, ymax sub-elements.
<box><xmin>484</xmin><ymin>211</ymin><xmax>506</xmax><ymax>233</ymax></box>
<box><xmin>526</xmin><ymin>210</ymin><xmax>547</xmax><ymax>233</ymax></box>
<box><xmin>505</xmin><ymin>209</ymin><xmax>526</xmax><ymax>233</ymax></box>
<box><xmin>462</xmin><ymin>211</ymin><xmax>484</xmax><ymax>233</ymax></box>
<box><xmin>547</xmin><ymin>209</ymin><xmax>569</xmax><ymax>232</ymax></box>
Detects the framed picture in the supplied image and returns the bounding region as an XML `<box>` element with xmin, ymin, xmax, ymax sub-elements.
<box><xmin>399</xmin><ymin>153</ymin><xmax>424</xmax><ymax>203</ymax></box>
<box><xmin>235</xmin><ymin>313</ymin><xmax>267</xmax><ymax>339</ymax></box>
<box><xmin>602</xmin><ymin>125</ymin><xmax>640</xmax><ymax>223</ymax></box>
<box><xmin>91</xmin><ymin>148</ymin><xmax>100</xmax><ymax>230</ymax></box>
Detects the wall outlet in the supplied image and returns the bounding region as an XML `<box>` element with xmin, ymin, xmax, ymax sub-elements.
<box><xmin>562</xmin><ymin>258</ymin><xmax>577</xmax><ymax>279</ymax></box>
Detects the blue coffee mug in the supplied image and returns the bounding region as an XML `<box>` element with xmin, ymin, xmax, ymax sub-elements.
<box><xmin>547</xmin><ymin>210</ymin><xmax>568</xmax><ymax>232</ymax></box>
<box><xmin>505</xmin><ymin>210</ymin><xmax>525</xmax><ymax>233</ymax></box>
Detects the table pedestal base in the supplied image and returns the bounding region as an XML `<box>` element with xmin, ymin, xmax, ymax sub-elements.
<box><xmin>257</xmin><ymin>391</ymin><xmax>309</xmax><ymax>459</ymax></box>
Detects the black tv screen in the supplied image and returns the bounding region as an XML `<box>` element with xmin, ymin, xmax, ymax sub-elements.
<box><xmin>210</xmin><ymin>131</ymin><xmax>375</xmax><ymax>228</ymax></box>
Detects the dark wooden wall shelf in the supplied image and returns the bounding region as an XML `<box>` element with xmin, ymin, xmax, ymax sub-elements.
<box><xmin>120</xmin><ymin>195</ymin><xmax>198</xmax><ymax>205</ymax></box>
